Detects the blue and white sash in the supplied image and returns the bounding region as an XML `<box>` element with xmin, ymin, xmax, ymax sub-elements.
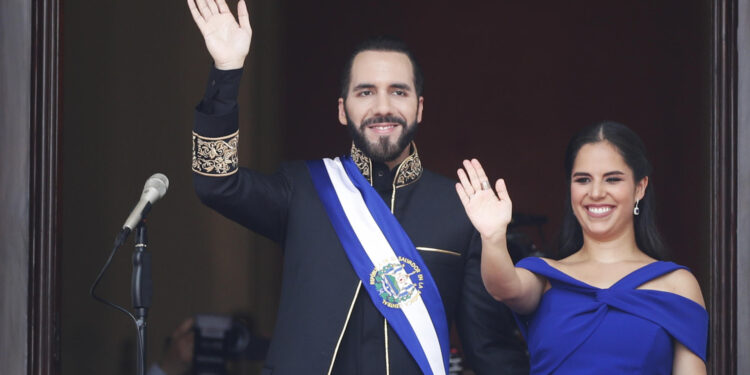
<box><xmin>307</xmin><ymin>157</ymin><xmax>449</xmax><ymax>375</ymax></box>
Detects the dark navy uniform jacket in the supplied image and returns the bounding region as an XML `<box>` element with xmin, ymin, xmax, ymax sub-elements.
<box><xmin>192</xmin><ymin>67</ymin><xmax>529</xmax><ymax>375</ymax></box>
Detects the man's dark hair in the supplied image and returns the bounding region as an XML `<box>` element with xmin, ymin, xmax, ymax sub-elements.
<box><xmin>339</xmin><ymin>35</ymin><xmax>424</xmax><ymax>99</ymax></box>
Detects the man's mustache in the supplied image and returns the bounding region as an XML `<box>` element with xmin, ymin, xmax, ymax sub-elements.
<box><xmin>360</xmin><ymin>115</ymin><xmax>407</xmax><ymax>128</ymax></box>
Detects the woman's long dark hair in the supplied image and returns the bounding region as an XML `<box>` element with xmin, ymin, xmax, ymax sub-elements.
<box><xmin>556</xmin><ymin>121</ymin><xmax>667</xmax><ymax>260</ymax></box>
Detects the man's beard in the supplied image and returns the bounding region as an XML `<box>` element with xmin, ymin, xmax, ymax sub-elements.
<box><xmin>346</xmin><ymin>113</ymin><xmax>419</xmax><ymax>163</ymax></box>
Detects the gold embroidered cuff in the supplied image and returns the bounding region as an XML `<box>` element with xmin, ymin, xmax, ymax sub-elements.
<box><xmin>192</xmin><ymin>130</ymin><xmax>239</xmax><ymax>176</ymax></box>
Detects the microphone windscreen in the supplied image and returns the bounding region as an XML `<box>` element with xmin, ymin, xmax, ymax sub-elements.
<box><xmin>144</xmin><ymin>173</ymin><xmax>169</xmax><ymax>198</ymax></box>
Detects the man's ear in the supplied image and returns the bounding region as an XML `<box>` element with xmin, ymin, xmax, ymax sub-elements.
<box><xmin>416</xmin><ymin>96</ymin><xmax>424</xmax><ymax>123</ymax></box>
<box><xmin>338</xmin><ymin>98</ymin><xmax>347</xmax><ymax>125</ymax></box>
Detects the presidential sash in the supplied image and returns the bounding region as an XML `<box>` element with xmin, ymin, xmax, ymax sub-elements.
<box><xmin>306</xmin><ymin>156</ymin><xmax>449</xmax><ymax>375</ymax></box>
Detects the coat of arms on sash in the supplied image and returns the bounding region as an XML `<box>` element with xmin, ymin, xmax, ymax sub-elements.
<box><xmin>370</xmin><ymin>256</ymin><xmax>424</xmax><ymax>308</ymax></box>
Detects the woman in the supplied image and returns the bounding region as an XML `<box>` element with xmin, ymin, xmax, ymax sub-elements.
<box><xmin>455</xmin><ymin>122</ymin><xmax>708</xmax><ymax>374</ymax></box>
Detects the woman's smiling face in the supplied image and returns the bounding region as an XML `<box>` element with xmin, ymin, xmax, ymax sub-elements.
<box><xmin>570</xmin><ymin>141</ymin><xmax>647</xmax><ymax>242</ymax></box>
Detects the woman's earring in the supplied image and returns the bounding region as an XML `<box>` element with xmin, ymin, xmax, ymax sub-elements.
<box><xmin>633</xmin><ymin>200</ymin><xmax>640</xmax><ymax>216</ymax></box>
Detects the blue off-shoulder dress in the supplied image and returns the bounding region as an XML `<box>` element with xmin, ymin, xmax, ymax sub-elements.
<box><xmin>514</xmin><ymin>257</ymin><xmax>708</xmax><ymax>375</ymax></box>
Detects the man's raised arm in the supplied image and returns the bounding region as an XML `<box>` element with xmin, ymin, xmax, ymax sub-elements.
<box><xmin>188</xmin><ymin>0</ymin><xmax>292</xmax><ymax>243</ymax></box>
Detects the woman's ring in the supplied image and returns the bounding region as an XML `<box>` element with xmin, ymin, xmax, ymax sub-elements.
<box><xmin>480</xmin><ymin>180</ymin><xmax>491</xmax><ymax>190</ymax></box>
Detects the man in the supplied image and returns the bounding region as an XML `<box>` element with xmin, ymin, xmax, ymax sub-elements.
<box><xmin>187</xmin><ymin>0</ymin><xmax>529</xmax><ymax>374</ymax></box>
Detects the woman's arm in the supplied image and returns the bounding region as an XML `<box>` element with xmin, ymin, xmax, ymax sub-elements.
<box><xmin>666</xmin><ymin>269</ymin><xmax>707</xmax><ymax>374</ymax></box>
<box><xmin>456</xmin><ymin>159</ymin><xmax>546</xmax><ymax>314</ymax></box>
<box><xmin>672</xmin><ymin>342</ymin><xmax>706</xmax><ymax>375</ymax></box>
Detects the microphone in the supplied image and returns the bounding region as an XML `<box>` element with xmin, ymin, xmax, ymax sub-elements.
<box><xmin>122</xmin><ymin>173</ymin><xmax>169</xmax><ymax>233</ymax></box>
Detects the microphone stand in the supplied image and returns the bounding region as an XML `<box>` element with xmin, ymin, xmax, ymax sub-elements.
<box><xmin>92</xmin><ymin>174</ymin><xmax>167</xmax><ymax>375</ymax></box>
<box><xmin>132</xmin><ymin>221</ymin><xmax>153</xmax><ymax>375</ymax></box>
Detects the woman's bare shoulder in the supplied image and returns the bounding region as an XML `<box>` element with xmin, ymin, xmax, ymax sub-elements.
<box><xmin>652</xmin><ymin>267</ymin><xmax>706</xmax><ymax>307</ymax></box>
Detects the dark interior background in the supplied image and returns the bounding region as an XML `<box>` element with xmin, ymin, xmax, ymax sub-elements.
<box><xmin>61</xmin><ymin>1</ymin><xmax>711</xmax><ymax>373</ymax></box>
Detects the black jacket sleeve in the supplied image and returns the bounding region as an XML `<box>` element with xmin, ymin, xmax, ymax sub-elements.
<box><xmin>192</xmin><ymin>66</ymin><xmax>292</xmax><ymax>243</ymax></box>
<box><xmin>194</xmin><ymin>167</ymin><xmax>292</xmax><ymax>243</ymax></box>
<box><xmin>457</xmin><ymin>231</ymin><xmax>530</xmax><ymax>375</ymax></box>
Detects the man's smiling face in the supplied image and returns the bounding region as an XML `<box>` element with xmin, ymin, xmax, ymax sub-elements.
<box><xmin>339</xmin><ymin>50</ymin><xmax>423</xmax><ymax>164</ymax></box>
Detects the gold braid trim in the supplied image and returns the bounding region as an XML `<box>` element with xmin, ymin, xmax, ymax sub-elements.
<box><xmin>393</xmin><ymin>143</ymin><xmax>422</xmax><ymax>188</ymax></box>
<box><xmin>349</xmin><ymin>142</ymin><xmax>422</xmax><ymax>188</ymax></box>
<box><xmin>192</xmin><ymin>130</ymin><xmax>239</xmax><ymax>176</ymax></box>
<box><xmin>350</xmin><ymin>143</ymin><xmax>373</xmax><ymax>184</ymax></box>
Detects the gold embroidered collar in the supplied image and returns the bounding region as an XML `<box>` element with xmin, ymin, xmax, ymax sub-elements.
<box><xmin>350</xmin><ymin>142</ymin><xmax>423</xmax><ymax>188</ymax></box>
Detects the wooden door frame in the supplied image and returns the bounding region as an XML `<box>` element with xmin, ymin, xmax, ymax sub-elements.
<box><xmin>709</xmin><ymin>0</ymin><xmax>738</xmax><ymax>373</ymax></box>
<box><xmin>29</xmin><ymin>0</ymin><xmax>61</xmax><ymax>373</ymax></box>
